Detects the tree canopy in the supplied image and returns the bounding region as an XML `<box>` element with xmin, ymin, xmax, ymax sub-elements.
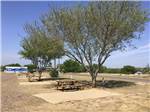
<box><xmin>19</xmin><ymin>22</ymin><xmax>65</xmax><ymax>69</ymax></box>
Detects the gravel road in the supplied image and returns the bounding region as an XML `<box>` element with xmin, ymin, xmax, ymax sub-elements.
<box><xmin>1</xmin><ymin>73</ymin><xmax>46</xmax><ymax>112</ymax></box>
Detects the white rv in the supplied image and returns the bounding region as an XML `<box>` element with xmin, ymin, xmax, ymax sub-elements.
<box><xmin>4</xmin><ymin>66</ymin><xmax>28</xmax><ymax>73</ymax></box>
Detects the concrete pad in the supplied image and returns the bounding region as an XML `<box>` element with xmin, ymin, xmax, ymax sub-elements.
<box><xmin>33</xmin><ymin>89</ymin><xmax>121</xmax><ymax>104</ymax></box>
<box><xmin>17</xmin><ymin>76</ymin><xmax>49</xmax><ymax>79</ymax></box>
<box><xmin>17</xmin><ymin>76</ymin><xmax>27</xmax><ymax>79</ymax></box>
<box><xmin>135</xmin><ymin>82</ymin><xmax>149</xmax><ymax>85</ymax></box>
<box><xmin>19</xmin><ymin>81</ymin><xmax>56</xmax><ymax>85</ymax></box>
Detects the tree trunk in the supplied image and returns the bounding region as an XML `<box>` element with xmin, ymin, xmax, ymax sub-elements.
<box><xmin>28</xmin><ymin>76</ymin><xmax>32</xmax><ymax>82</ymax></box>
<box><xmin>26</xmin><ymin>72</ymin><xmax>32</xmax><ymax>82</ymax></box>
<box><xmin>54</xmin><ymin>59</ymin><xmax>56</xmax><ymax>68</ymax></box>
<box><xmin>91</xmin><ymin>75</ymin><xmax>97</xmax><ymax>87</ymax></box>
<box><xmin>38</xmin><ymin>72</ymin><xmax>42</xmax><ymax>81</ymax></box>
<box><xmin>90</xmin><ymin>68</ymin><xmax>100</xmax><ymax>87</ymax></box>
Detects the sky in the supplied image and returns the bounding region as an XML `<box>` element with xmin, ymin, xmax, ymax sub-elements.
<box><xmin>1</xmin><ymin>1</ymin><xmax>150</xmax><ymax>68</ymax></box>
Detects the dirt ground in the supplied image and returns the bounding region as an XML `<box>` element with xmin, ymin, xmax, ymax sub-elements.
<box><xmin>1</xmin><ymin>72</ymin><xmax>150</xmax><ymax>112</ymax></box>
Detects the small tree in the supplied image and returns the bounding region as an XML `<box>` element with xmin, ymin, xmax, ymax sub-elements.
<box><xmin>20</xmin><ymin>22</ymin><xmax>64</xmax><ymax>81</ymax></box>
<box><xmin>42</xmin><ymin>2</ymin><xmax>149</xmax><ymax>87</ymax></box>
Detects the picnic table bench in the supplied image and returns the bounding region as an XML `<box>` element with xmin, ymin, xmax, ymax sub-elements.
<box><xmin>56</xmin><ymin>80</ymin><xmax>83</xmax><ymax>91</ymax></box>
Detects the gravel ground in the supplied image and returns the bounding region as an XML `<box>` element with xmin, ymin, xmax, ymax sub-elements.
<box><xmin>1</xmin><ymin>73</ymin><xmax>46</xmax><ymax>112</ymax></box>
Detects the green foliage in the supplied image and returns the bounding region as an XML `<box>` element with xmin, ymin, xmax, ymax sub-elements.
<box><xmin>59</xmin><ymin>64</ymin><xmax>65</xmax><ymax>72</ymax></box>
<box><xmin>60</xmin><ymin>60</ymin><xmax>85</xmax><ymax>73</ymax></box>
<box><xmin>99</xmin><ymin>66</ymin><xmax>107</xmax><ymax>73</ymax></box>
<box><xmin>60</xmin><ymin>61</ymin><xmax>107</xmax><ymax>73</ymax></box>
<box><xmin>143</xmin><ymin>64</ymin><xmax>150</xmax><ymax>74</ymax></box>
<box><xmin>0</xmin><ymin>63</ymin><xmax>21</xmax><ymax>72</ymax></box>
<box><xmin>106</xmin><ymin>68</ymin><xmax>121</xmax><ymax>74</ymax></box>
<box><xmin>6</xmin><ymin>63</ymin><xmax>21</xmax><ymax>67</ymax></box>
<box><xmin>20</xmin><ymin>23</ymin><xmax>65</xmax><ymax>69</ymax></box>
<box><xmin>1</xmin><ymin>63</ymin><xmax>21</xmax><ymax>71</ymax></box>
<box><xmin>121</xmin><ymin>65</ymin><xmax>136</xmax><ymax>74</ymax></box>
<box><xmin>0</xmin><ymin>66</ymin><xmax>5</xmax><ymax>71</ymax></box>
<box><xmin>49</xmin><ymin>68</ymin><xmax>59</xmax><ymax>77</ymax></box>
<box><xmin>24</xmin><ymin>64</ymin><xmax>37</xmax><ymax>73</ymax></box>
<box><xmin>90</xmin><ymin>64</ymin><xmax>107</xmax><ymax>73</ymax></box>
<box><xmin>63</xmin><ymin>60</ymin><xmax>84</xmax><ymax>72</ymax></box>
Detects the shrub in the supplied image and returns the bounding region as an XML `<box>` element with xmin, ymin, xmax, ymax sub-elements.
<box><xmin>106</xmin><ymin>68</ymin><xmax>121</xmax><ymax>73</ymax></box>
<box><xmin>99</xmin><ymin>66</ymin><xmax>107</xmax><ymax>73</ymax></box>
<box><xmin>61</xmin><ymin>60</ymin><xmax>85</xmax><ymax>72</ymax></box>
<box><xmin>60</xmin><ymin>61</ymin><xmax>107</xmax><ymax>73</ymax></box>
<box><xmin>59</xmin><ymin>64</ymin><xmax>65</xmax><ymax>72</ymax></box>
<box><xmin>143</xmin><ymin>64</ymin><xmax>150</xmax><ymax>74</ymax></box>
<box><xmin>6</xmin><ymin>63</ymin><xmax>21</xmax><ymax>67</ymax></box>
<box><xmin>49</xmin><ymin>68</ymin><xmax>59</xmax><ymax>78</ymax></box>
<box><xmin>0</xmin><ymin>66</ymin><xmax>5</xmax><ymax>71</ymax></box>
<box><xmin>24</xmin><ymin>64</ymin><xmax>37</xmax><ymax>73</ymax></box>
<box><xmin>121</xmin><ymin>65</ymin><xmax>136</xmax><ymax>74</ymax></box>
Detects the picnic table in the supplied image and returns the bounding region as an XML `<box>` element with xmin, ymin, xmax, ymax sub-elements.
<box><xmin>56</xmin><ymin>80</ymin><xmax>82</xmax><ymax>91</ymax></box>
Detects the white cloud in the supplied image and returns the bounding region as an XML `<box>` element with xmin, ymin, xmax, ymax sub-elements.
<box><xmin>110</xmin><ymin>43</ymin><xmax>150</xmax><ymax>58</ymax></box>
<box><xmin>104</xmin><ymin>43</ymin><xmax>150</xmax><ymax>68</ymax></box>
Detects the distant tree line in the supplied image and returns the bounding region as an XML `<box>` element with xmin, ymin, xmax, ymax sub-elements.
<box><xmin>59</xmin><ymin>60</ymin><xmax>150</xmax><ymax>74</ymax></box>
<box><xmin>1</xmin><ymin>62</ymin><xmax>149</xmax><ymax>74</ymax></box>
<box><xmin>0</xmin><ymin>63</ymin><xmax>21</xmax><ymax>71</ymax></box>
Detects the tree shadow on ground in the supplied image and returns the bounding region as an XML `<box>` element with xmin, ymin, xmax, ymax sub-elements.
<box><xmin>36</xmin><ymin>79</ymin><xmax>136</xmax><ymax>91</ymax></box>
<box><xmin>96</xmin><ymin>80</ymin><xmax>135</xmax><ymax>88</ymax></box>
<box><xmin>37</xmin><ymin>77</ymin><xmax>71</xmax><ymax>81</ymax></box>
<box><xmin>69</xmin><ymin>80</ymin><xmax>135</xmax><ymax>89</ymax></box>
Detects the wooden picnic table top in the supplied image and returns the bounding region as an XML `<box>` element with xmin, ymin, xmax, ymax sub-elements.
<box><xmin>56</xmin><ymin>80</ymin><xmax>79</xmax><ymax>86</ymax></box>
<box><xmin>56</xmin><ymin>80</ymin><xmax>78</xmax><ymax>84</ymax></box>
<box><xmin>56</xmin><ymin>80</ymin><xmax>77</xmax><ymax>82</ymax></box>
<box><xmin>56</xmin><ymin>80</ymin><xmax>82</xmax><ymax>91</ymax></box>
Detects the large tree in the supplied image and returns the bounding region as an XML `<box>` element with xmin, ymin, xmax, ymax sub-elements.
<box><xmin>20</xmin><ymin>22</ymin><xmax>64</xmax><ymax>80</ymax></box>
<box><xmin>43</xmin><ymin>2</ymin><xmax>149</xmax><ymax>86</ymax></box>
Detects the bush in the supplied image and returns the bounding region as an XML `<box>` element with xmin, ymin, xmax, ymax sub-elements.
<box><xmin>49</xmin><ymin>68</ymin><xmax>59</xmax><ymax>78</ymax></box>
<box><xmin>6</xmin><ymin>63</ymin><xmax>21</xmax><ymax>67</ymax></box>
<box><xmin>121</xmin><ymin>65</ymin><xmax>136</xmax><ymax>74</ymax></box>
<box><xmin>24</xmin><ymin>64</ymin><xmax>37</xmax><ymax>73</ymax></box>
<box><xmin>143</xmin><ymin>64</ymin><xmax>150</xmax><ymax>74</ymax></box>
<box><xmin>0</xmin><ymin>66</ymin><xmax>5</xmax><ymax>71</ymax></box>
<box><xmin>61</xmin><ymin>60</ymin><xmax>85</xmax><ymax>73</ymax></box>
<box><xmin>106</xmin><ymin>68</ymin><xmax>121</xmax><ymax>73</ymax></box>
<box><xmin>99</xmin><ymin>66</ymin><xmax>107</xmax><ymax>73</ymax></box>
